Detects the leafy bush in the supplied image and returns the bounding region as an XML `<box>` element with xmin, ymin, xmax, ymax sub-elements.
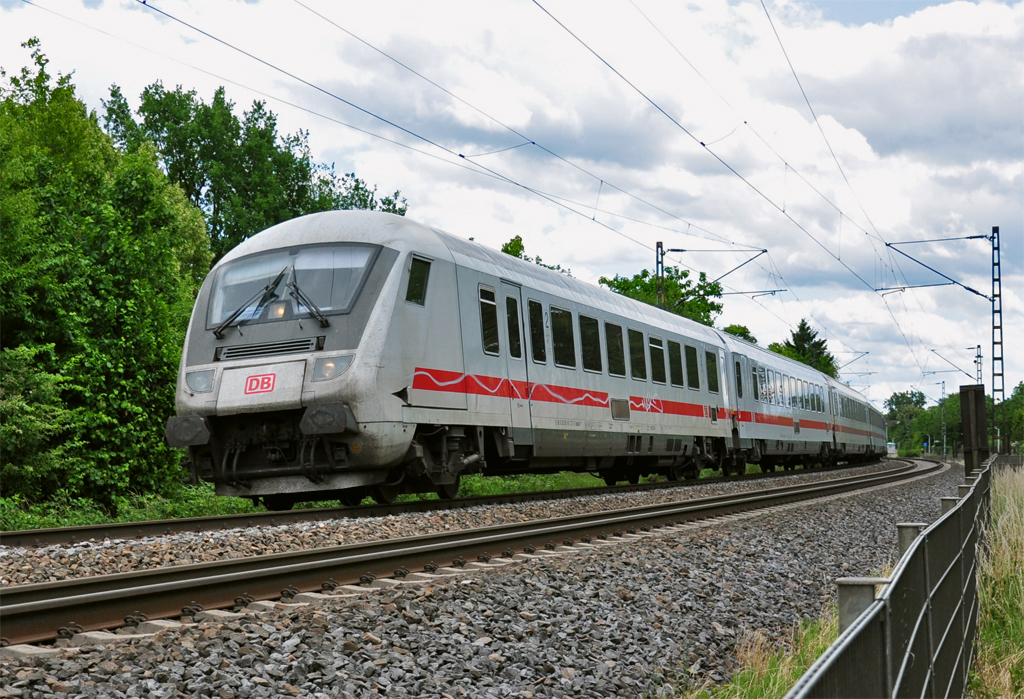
<box><xmin>1</xmin><ymin>41</ymin><xmax>210</xmax><ymax>506</ymax></box>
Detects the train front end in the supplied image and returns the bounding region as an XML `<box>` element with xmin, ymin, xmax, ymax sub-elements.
<box><xmin>165</xmin><ymin>212</ymin><xmax>407</xmax><ymax>509</ymax></box>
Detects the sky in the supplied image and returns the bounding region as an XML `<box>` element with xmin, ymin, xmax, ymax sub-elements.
<box><xmin>2</xmin><ymin>0</ymin><xmax>1021</xmax><ymax>411</ymax></box>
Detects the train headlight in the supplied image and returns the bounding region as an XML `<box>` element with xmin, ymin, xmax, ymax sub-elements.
<box><xmin>312</xmin><ymin>355</ymin><xmax>353</xmax><ymax>382</ymax></box>
<box><xmin>185</xmin><ymin>369</ymin><xmax>216</xmax><ymax>393</ymax></box>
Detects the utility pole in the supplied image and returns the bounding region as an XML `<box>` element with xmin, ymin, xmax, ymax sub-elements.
<box><xmin>992</xmin><ymin>226</ymin><xmax>1006</xmax><ymax>452</ymax></box>
<box><xmin>655</xmin><ymin>242</ymin><xmax>665</xmax><ymax>309</ymax></box>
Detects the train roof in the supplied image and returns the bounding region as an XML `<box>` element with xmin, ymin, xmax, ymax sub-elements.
<box><xmin>220</xmin><ymin>211</ymin><xmax>876</xmax><ymax>409</ymax></box>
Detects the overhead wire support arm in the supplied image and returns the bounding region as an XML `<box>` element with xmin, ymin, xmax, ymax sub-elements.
<box><xmin>713</xmin><ymin>250</ymin><xmax>767</xmax><ymax>283</ymax></box>
<box><xmin>720</xmin><ymin>289</ymin><xmax>786</xmax><ymax>296</ymax></box>
<box><xmin>837</xmin><ymin>351</ymin><xmax>869</xmax><ymax>370</ymax></box>
<box><xmin>884</xmin><ymin>243</ymin><xmax>991</xmax><ymax>300</ymax></box>
<box><xmin>929</xmin><ymin>349</ymin><xmax>976</xmax><ymax>381</ymax></box>
<box><xmin>875</xmin><ymin>282</ymin><xmax>956</xmax><ymax>295</ymax></box>
<box><xmin>888</xmin><ymin>235</ymin><xmax>990</xmax><ymax>245</ymax></box>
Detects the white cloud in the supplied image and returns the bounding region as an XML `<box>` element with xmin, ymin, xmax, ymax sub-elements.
<box><xmin>2</xmin><ymin>0</ymin><xmax>1020</xmax><ymax>404</ymax></box>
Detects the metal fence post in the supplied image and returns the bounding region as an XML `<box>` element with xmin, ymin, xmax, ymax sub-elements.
<box><xmin>940</xmin><ymin>496</ymin><xmax>959</xmax><ymax>514</ymax></box>
<box><xmin>837</xmin><ymin>577</ymin><xmax>889</xmax><ymax>633</ymax></box>
<box><xmin>896</xmin><ymin>522</ymin><xmax>927</xmax><ymax>558</ymax></box>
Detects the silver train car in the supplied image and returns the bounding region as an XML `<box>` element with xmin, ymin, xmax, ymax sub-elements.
<box><xmin>167</xmin><ymin>211</ymin><xmax>886</xmax><ymax>509</ymax></box>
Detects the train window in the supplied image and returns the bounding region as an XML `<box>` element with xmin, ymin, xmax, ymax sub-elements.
<box><xmin>405</xmin><ymin>257</ymin><xmax>430</xmax><ymax>305</ymax></box>
<box><xmin>751</xmin><ymin>364</ymin><xmax>759</xmax><ymax>400</ymax></box>
<box><xmin>735</xmin><ymin>361</ymin><xmax>744</xmax><ymax>399</ymax></box>
<box><xmin>551</xmin><ymin>307</ymin><xmax>576</xmax><ymax>368</ymax></box>
<box><xmin>580</xmin><ymin>315</ymin><xmax>602</xmax><ymax>373</ymax></box>
<box><xmin>605</xmin><ymin>323</ymin><xmax>626</xmax><ymax>377</ymax></box>
<box><xmin>528</xmin><ymin>300</ymin><xmax>546</xmax><ymax>363</ymax></box>
<box><xmin>505</xmin><ymin>297</ymin><xmax>522</xmax><ymax>359</ymax></box>
<box><xmin>649</xmin><ymin>337</ymin><xmax>666</xmax><ymax>384</ymax></box>
<box><xmin>777</xmin><ymin>373</ymin><xmax>785</xmax><ymax>406</ymax></box>
<box><xmin>629</xmin><ymin>329</ymin><xmax>647</xmax><ymax>380</ymax></box>
<box><xmin>685</xmin><ymin>345</ymin><xmax>700</xmax><ymax>389</ymax></box>
<box><xmin>705</xmin><ymin>351</ymin><xmax>720</xmax><ymax>393</ymax></box>
<box><xmin>668</xmin><ymin>341</ymin><xmax>684</xmax><ymax>387</ymax></box>
<box><xmin>759</xmin><ymin>366</ymin><xmax>767</xmax><ymax>402</ymax></box>
<box><xmin>479</xmin><ymin>288</ymin><xmax>500</xmax><ymax>356</ymax></box>
<box><xmin>765</xmin><ymin>369</ymin><xmax>775</xmax><ymax>403</ymax></box>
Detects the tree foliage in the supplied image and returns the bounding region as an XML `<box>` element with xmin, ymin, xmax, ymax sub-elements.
<box><xmin>722</xmin><ymin>324</ymin><xmax>757</xmax><ymax>344</ymax></box>
<box><xmin>500</xmin><ymin>234</ymin><xmax>571</xmax><ymax>275</ymax></box>
<box><xmin>1</xmin><ymin>42</ymin><xmax>210</xmax><ymax>504</ymax></box>
<box><xmin>103</xmin><ymin>83</ymin><xmax>407</xmax><ymax>264</ymax></box>
<box><xmin>768</xmin><ymin>319</ymin><xmax>838</xmax><ymax>378</ymax></box>
<box><xmin>599</xmin><ymin>266</ymin><xmax>723</xmax><ymax>327</ymax></box>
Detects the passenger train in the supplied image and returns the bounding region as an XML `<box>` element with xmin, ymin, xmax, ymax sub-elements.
<box><xmin>166</xmin><ymin>211</ymin><xmax>886</xmax><ymax>509</ymax></box>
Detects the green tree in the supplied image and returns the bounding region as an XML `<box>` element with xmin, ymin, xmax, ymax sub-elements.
<box><xmin>103</xmin><ymin>83</ymin><xmax>406</xmax><ymax>264</ymax></box>
<box><xmin>1</xmin><ymin>42</ymin><xmax>210</xmax><ymax>504</ymax></box>
<box><xmin>500</xmin><ymin>234</ymin><xmax>571</xmax><ymax>275</ymax></box>
<box><xmin>598</xmin><ymin>267</ymin><xmax>723</xmax><ymax>327</ymax></box>
<box><xmin>768</xmin><ymin>319</ymin><xmax>838</xmax><ymax>378</ymax></box>
<box><xmin>722</xmin><ymin>324</ymin><xmax>757</xmax><ymax>344</ymax></box>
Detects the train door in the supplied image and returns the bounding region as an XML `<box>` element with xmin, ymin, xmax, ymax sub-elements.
<box><xmin>732</xmin><ymin>354</ymin><xmax>754</xmax><ymax>447</ymax></box>
<box><xmin>501</xmin><ymin>282</ymin><xmax>533</xmax><ymax>445</ymax></box>
<box><xmin>828</xmin><ymin>387</ymin><xmax>839</xmax><ymax>451</ymax></box>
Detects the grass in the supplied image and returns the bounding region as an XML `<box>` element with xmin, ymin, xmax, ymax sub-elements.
<box><xmin>970</xmin><ymin>465</ymin><xmax>1024</xmax><ymax>697</ymax></box>
<box><xmin>0</xmin><ymin>482</ymin><xmax>261</xmax><ymax>531</ymax></box>
<box><xmin>0</xmin><ymin>460</ymin><xmax>814</xmax><ymax>531</ymax></box>
<box><xmin>680</xmin><ymin>607</ymin><xmax>839</xmax><ymax>699</ymax></box>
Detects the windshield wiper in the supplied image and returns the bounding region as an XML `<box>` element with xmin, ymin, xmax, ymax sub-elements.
<box><xmin>212</xmin><ymin>266</ymin><xmax>289</xmax><ymax>339</ymax></box>
<box><xmin>287</xmin><ymin>279</ymin><xmax>331</xmax><ymax>328</ymax></box>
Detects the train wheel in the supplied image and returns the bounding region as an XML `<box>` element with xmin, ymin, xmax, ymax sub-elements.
<box><xmin>262</xmin><ymin>495</ymin><xmax>295</xmax><ymax>511</ymax></box>
<box><xmin>603</xmin><ymin>474</ymin><xmax>619</xmax><ymax>487</ymax></box>
<box><xmin>683</xmin><ymin>465</ymin><xmax>700</xmax><ymax>480</ymax></box>
<box><xmin>371</xmin><ymin>483</ymin><xmax>401</xmax><ymax>505</ymax></box>
<box><xmin>437</xmin><ymin>476</ymin><xmax>461</xmax><ymax>500</ymax></box>
<box><xmin>667</xmin><ymin>464</ymin><xmax>684</xmax><ymax>482</ymax></box>
<box><xmin>627</xmin><ymin>473</ymin><xmax>640</xmax><ymax>485</ymax></box>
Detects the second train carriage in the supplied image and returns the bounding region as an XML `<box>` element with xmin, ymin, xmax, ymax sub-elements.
<box><xmin>166</xmin><ymin>211</ymin><xmax>885</xmax><ymax>508</ymax></box>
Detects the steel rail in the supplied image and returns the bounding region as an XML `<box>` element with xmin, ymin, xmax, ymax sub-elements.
<box><xmin>0</xmin><ymin>460</ymin><xmax>890</xmax><ymax>548</ymax></box>
<box><xmin>0</xmin><ymin>460</ymin><xmax>934</xmax><ymax>646</ymax></box>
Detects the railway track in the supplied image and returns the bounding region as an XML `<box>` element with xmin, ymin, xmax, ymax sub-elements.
<box><xmin>0</xmin><ymin>459</ymin><xmax>937</xmax><ymax>647</ymax></box>
<box><xmin>0</xmin><ymin>460</ymin><xmax>890</xmax><ymax>548</ymax></box>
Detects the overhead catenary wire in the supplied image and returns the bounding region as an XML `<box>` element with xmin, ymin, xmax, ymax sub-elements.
<box><xmin>290</xmin><ymin>0</ymin><xmax>747</xmax><ymax>251</ymax></box>
<box><xmin>21</xmin><ymin>0</ymin><xmax>763</xmax><ymax>266</ymax></box>
<box><xmin>631</xmin><ymin>0</ymin><xmax>976</xmax><ymax>371</ymax></box>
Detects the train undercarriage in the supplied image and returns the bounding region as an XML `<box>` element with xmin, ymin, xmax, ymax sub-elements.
<box><xmin>180</xmin><ymin>411</ymin><xmax>879</xmax><ymax>510</ymax></box>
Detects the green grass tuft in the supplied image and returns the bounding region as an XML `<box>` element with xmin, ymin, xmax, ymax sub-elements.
<box><xmin>680</xmin><ymin>607</ymin><xmax>839</xmax><ymax>699</ymax></box>
<box><xmin>970</xmin><ymin>466</ymin><xmax>1024</xmax><ymax>697</ymax></box>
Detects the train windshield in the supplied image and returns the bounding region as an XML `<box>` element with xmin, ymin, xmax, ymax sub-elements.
<box><xmin>207</xmin><ymin>244</ymin><xmax>380</xmax><ymax>328</ymax></box>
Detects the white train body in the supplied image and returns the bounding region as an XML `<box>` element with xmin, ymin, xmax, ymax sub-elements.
<box><xmin>166</xmin><ymin>211</ymin><xmax>886</xmax><ymax>506</ymax></box>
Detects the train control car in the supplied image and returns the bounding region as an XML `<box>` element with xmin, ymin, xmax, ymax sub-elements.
<box><xmin>166</xmin><ymin>211</ymin><xmax>886</xmax><ymax>508</ymax></box>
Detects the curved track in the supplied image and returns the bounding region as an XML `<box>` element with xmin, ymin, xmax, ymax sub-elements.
<box><xmin>0</xmin><ymin>460</ymin><xmax>889</xmax><ymax>548</ymax></box>
<box><xmin>0</xmin><ymin>460</ymin><xmax>938</xmax><ymax>646</ymax></box>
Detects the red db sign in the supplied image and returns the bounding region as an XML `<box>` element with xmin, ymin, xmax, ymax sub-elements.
<box><xmin>244</xmin><ymin>373</ymin><xmax>276</xmax><ymax>394</ymax></box>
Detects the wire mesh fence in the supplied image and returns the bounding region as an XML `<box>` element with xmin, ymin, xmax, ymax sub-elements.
<box><xmin>785</xmin><ymin>457</ymin><xmax>993</xmax><ymax>699</ymax></box>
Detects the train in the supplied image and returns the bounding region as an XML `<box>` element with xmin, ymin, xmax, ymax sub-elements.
<box><xmin>166</xmin><ymin>211</ymin><xmax>886</xmax><ymax>509</ymax></box>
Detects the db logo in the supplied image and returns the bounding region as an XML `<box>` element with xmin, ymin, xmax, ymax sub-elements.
<box><xmin>244</xmin><ymin>373</ymin><xmax>276</xmax><ymax>395</ymax></box>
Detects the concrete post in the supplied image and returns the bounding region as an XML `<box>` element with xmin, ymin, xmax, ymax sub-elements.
<box><xmin>958</xmin><ymin>484</ymin><xmax>973</xmax><ymax>499</ymax></box>
<box><xmin>941</xmin><ymin>497</ymin><xmax>959</xmax><ymax>514</ymax></box>
<box><xmin>837</xmin><ymin>577</ymin><xmax>889</xmax><ymax>633</ymax></box>
<box><xmin>897</xmin><ymin>522</ymin><xmax>927</xmax><ymax>558</ymax></box>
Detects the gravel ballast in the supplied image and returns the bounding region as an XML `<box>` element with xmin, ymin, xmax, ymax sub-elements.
<box><xmin>0</xmin><ymin>462</ymin><xmax>899</xmax><ymax>587</ymax></box>
<box><xmin>1</xmin><ymin>463</ymin><xmax>962</xmax><ymax>697</ymax></box>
